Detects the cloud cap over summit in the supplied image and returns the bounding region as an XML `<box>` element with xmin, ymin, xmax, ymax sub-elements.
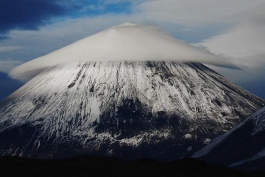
<box><xmin>10</xmin><ymin>23</ymin><xmax>235</xmax><ymax>81</ymax></box>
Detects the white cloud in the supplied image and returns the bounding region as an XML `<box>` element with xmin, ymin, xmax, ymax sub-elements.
<box><xmin>80</xmin><ymin>4</ymin><xmax>107</xmax><ymax>11</ymax></box>
<box><xmin>195</xmin><ymin>4</ymin><xmax>265</xmax><ymax>97</ymax></box>
<box><xmin>3</xmin><ymin>1</ymin><xmax>264</xmax><ymax>65</ymax></box>
<box><xmin>103</xmin><ymin>0</ymin><xmax>145</xmax><ymax>4</ymax></box>
<box><xmin>9</xmin><ymin>23</ymin><xmax>234</xmax><ymax>82</ymax></box>
<box><xmin>199</xmin><ymin>23</ymin><xmax>265</xmax><ymax>68</ymax></box>
<box><xmin>0</xmin><ymin>60</ymin><xmax>22</xmax><ymax>73</ymax></box>
<box><xmin>0</xmin><ymin>14</ymin><xmax>145</xmax><ymax>63</ymax></box>
<box><xmin>0</xmin><ymin>46</ymin><xmax>24</xmax><ymax>53</ymax></box>
<box><xmin>197</xmin><ymin>3</ymin><xmax>265</xmax><ymax>73</ymax></box>
<box><xmin>136</xmin><ymin>0</ymin><xmax>265</xmax><ymax>26</ymax></box>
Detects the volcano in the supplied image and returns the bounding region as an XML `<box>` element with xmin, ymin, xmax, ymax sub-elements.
<box><xmin>0</xmin><ymin>23</ymin><xmax>264</xmax><ymax>161</ymax></box>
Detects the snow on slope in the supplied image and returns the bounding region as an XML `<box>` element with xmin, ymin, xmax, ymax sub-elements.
<box><xmin>192</xmin><ymin>106</ymin><xmax>265</xmax><ymax>171</ymax></box>
<box><xmin>0</xmin><ymin>61</ymin><xmax>264</xmax><ymax>160</ymax></box>
<box><xmin>9</xmin><ymin>23</ymin><xmax>235</xmax><ymax>82</ymax></box>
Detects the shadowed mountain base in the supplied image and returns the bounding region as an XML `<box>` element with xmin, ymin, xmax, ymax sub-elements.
<box><xmin>0</xmin><ymin>156</ymin><xmax>264</xmax><ymax>177</ymax></box>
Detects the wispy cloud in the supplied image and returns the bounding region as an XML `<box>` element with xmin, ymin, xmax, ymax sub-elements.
<box><xmin>195</xmin><ymin>4</ymin><xmax>265</xmax><ymax>98</ymax></box>
<box><xmin>136</xmin><ymin>0</ymin><xmax>265</xmax><ymax>26</ymax></box>
<box><xmin>0</xmin><ymin>0</ymin><xmax>136</xmax><ymax>39</ymax></box>
<box><xmin>0</xmin><ymin>14</ymin><xmax>144</xmax><ymax>64</ymax></box>
<box><xmin>199</xmin><ymin>23</ymin><xmax>265</xmax><ymax>69</ymax></box>
<box><xmin>0</xmin><ymin>60</ymin><xmax>22</xmax><ymax>73</ymax></box>
<box><xmin>0</xmin><ymin>46</ymin><xmax>24</xmax><ymax>53</ymax></box>
<box><xmin>198</xmin><ymin>4</ymin><xmax>265</xmax><ymax>70</ymax></box>
<box><xmin>103</xmin><ymin>0</ymin><xmax>146</xmax><ymax>5</ymax></box>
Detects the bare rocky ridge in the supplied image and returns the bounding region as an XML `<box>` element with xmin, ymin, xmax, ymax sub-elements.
<box><xmin>193</xmin><ymin>106</ymin><xmax>265</xmax><ymax>172</ymax></box>
<box><xmin>0</xmin><ymin>61</ymin><xmax>264</xmax><ymax>160</ymax></box>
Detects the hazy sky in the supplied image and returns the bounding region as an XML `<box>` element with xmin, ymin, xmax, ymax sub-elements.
<box><xmin>0</xmin><ymin>0</ymin><xmax>265</xmax><ymax>100</ymax></box>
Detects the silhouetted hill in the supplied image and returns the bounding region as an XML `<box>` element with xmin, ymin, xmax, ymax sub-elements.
<box><xmin>0</xmin><ymin>156</ymin><xmax>264</xmax><ymax>177</ymax></box>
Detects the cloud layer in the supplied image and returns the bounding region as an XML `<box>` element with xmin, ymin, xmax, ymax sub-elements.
<box><xmin>9</xmin><ymin>23</ymin><xmax>234</xmax><ymax>81</ymax></box>
<box><xmin>136</xmin><ymin>0</ymin><xmax>265</xmax><ymax>25</ymax></box>
<box><xmin>196</xmin><ymin>4</ymin><xmax>265</xmax><ymax>98</ymax></box>
<box><xmin>0</xmin><ymin>60</ymin><xmax>22</xmax><ymax>73</ymax></box>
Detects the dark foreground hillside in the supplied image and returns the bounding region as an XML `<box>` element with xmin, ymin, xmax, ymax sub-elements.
<box><xmin>0</xmin><ymin>156</ymin><xmax>264</xmax><ymax>177</ymax></box>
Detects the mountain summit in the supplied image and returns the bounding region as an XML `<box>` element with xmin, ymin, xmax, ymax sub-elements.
<box><xmin>0</xmin><ymin>23</ymin><xmax>264</xmax><ymax>160</ymax></box>
<box><xmin>9</xmin><ymin>23</ymin><xmax>233</xmax><ymax>82</ymax></box>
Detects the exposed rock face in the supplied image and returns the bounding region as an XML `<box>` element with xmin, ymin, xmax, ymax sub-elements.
<box><xmin>0</xmin><ymin>61</ymin><xmax>264</xmax><ymax>160</ymax></box>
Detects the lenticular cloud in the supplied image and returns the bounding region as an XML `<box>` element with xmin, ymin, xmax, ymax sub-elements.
<box><xmin>10</xmin><ymin>23</ymin><xmax>234</xmax><ymax>81</ymax></box>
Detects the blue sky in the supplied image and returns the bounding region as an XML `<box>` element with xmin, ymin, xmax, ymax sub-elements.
<box><xmin>0</xmin><ymin>0</ymin><xmax>265</xmax><ymax>100</ymax></box>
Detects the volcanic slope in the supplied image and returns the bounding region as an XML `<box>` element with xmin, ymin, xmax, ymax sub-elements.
<box><xmin>0</xmin><ymin>61</ymin><xmax>264</xmax><ymax>160</ymax></box>
<box><xmin>193</xmin><ymin>106</ymin><xmax>265</xmax><ymax>172</ymax></box>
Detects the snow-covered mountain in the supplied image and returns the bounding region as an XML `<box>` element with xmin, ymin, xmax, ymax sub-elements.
<box><xmin>193</xmin><ymin>106</ymin><xmax>265</xmax><ymax>171</ymax></box>
<box><xmin>0</xmin><ymin>23</ymin><xmax>264</xmax><ymax>160</ymax></box>
<box><xmin>0</xmin><ymin>61</ymin><xmax>264</xmax><ymax>160</ymax></box>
